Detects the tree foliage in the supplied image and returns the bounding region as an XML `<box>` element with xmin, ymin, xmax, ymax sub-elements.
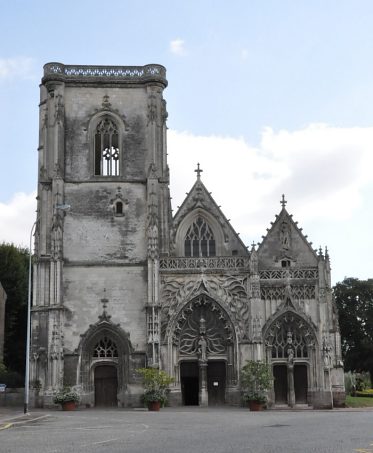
<box><xmin>0</xmin><ymin>243</ymin><xmax>29</xmax><ymax>374</ymax></box>
<box><xmin>334</xmin><ymin>277</ymin><xmax>373</xmax><ymax>384</ymax></box>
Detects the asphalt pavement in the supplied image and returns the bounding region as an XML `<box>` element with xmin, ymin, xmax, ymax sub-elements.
<box><xmin>0</xmin><ymin>406</ymin><xmax>373</xmax><ymax>453</ymax></box>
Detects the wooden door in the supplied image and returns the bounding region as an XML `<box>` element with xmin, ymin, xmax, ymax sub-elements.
<box><xmin>94</xmin><ymin>365</ymin><xmax>118</xmax><ymax>407</ymax></box>
<box><xmin>294</xmin><ymin>364</ymin><xmax>308</xmax><ymax>404</ymax></box>
<box><xmin>207</xmin><ymin>361</ymin><xmax>226</xmax><ymax>406</ymax></box>
<box><xmin>273</xmin><ymin>364</ymin><xmax>288</xmax><ymax>404</ymax></box>
<box><xmin>180</xmin><ymin>361</ymin><xmax>199</xmax><ymax>406</ymax></box>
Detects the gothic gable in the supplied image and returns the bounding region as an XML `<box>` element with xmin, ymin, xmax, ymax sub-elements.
<box><xmin>172</xmin><ymin>175</ymin><xmax>248</xmax><ymax>257</ymax></box>
<box><xmin>258</xmin><ymin>200</ymin><xmax>318</xmax><ymax>269</ymax></box>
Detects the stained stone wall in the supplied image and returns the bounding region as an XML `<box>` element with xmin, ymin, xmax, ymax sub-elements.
<box><xmin>31</xmin><ymin>63</ymin><xmax>345</xmax><ymax>409</ymax></box>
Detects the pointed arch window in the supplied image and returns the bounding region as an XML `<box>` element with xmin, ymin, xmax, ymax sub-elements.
<box><xmin>93</xmin><ymin>336</ymin><xmax>118</xmax><ymax>358</ymax></box>
<box><xmin>94</xmin><ymin>118</ymin><xmax>120</xmax><ymax>176</ymax></box>
<box><xmin>184</xmin><ymin>216</ymin><xmax>216</xmax><ymax>257</ymax></box>
<box><xmin>265</xmin><ymin>313</ymin><xmax>315</xmax><ymax>360</ymax></box>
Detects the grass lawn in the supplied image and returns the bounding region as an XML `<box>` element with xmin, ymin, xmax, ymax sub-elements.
<box><xmin>345</xmin><ymin>395</ymin><xmax>373</xmax><ymax>408</ymax></box>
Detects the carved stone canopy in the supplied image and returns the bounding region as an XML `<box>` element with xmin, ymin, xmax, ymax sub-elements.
<box><xmin>173</xmin><ymin>295</ymin><xmax>234</xmax><ymax>357</ymax></box>
<box><xmin>264</xmin><ymin>311</ymin><xmax>316</xmax><ymax>360</ymax></box>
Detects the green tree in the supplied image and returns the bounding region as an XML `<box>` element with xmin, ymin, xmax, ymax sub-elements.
<box><xmin>334</xmin><ymin>277</ymin><xmax>373</xmax><ymax>385</ymax></box>
<box><xmin>0</xmin><ymin>243</ymin><xmax>29</xmax><ymax>374</ymax></box>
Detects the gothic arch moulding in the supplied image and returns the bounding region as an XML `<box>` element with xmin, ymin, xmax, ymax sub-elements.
<box><xmin>87</xmin><ymin>109</ymin><xmax>128</xmax><ymax>177</ymax></box>
<box><xmin>263</xmin><ymin>309</ymin><xmax>318</xmax><ymax>362</ymax></box>
<box><xmin>161</xmin><ymin>275</ymin><xmax>249</xmax><ymax>342</ymax></box>
<box><xmin>174</xmin><ymin>209</ymin><xmax>226</xmax><ymax>256</ymax></box>
<box><xmin>77</xmin><ymin>313</ymin><xmax>133</xmax><ymax>394</ymax></box>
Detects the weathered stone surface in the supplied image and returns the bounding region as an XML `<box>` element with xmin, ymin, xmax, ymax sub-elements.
<box><xmin>31</xmin><ymin>63</ymin><xmax>345</xmax><ymax>409</ymax></box>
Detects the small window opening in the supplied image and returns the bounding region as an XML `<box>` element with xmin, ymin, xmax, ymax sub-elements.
<box><xmin>232</xmin><ymin>250</ymin><xmax>238</xmax><ymax>256</ymax></box>
<box><xmin>281</xmin><ymin>259</ymin><xmax>291</xmax><ymax>268</ymax></box>
<box><xmin>115</xmin><ymin>201</ymin><xmax>123</xmax><ymax>215</ymax></box>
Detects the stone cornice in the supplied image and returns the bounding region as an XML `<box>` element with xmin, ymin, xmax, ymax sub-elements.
<box><xmin>42</xmin><ymin>63</ymin><xmax>167</xmax><ymax>87</ymax></box>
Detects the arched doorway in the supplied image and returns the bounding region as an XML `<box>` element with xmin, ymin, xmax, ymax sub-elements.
<box><xmin>294</xmin><ymin>364</ymin><xmax>308</xmax><ymax>404</ymax></box>
<box><xmin>79</xmin><ymin>317</ymin><xmax>131</xmax><ymax>407</ymax></box>
<box><xmin>264</xmin><ymin>310</ymin><xmax>316</xmax><ymax>407</ymax></box>
<box><xmin>94</xmin><ymin>365</ymin><xmax>118</xmax><ymax>407</ymax></box>
<box><xmin>173</xmin><ymin>294</ymin><xmax>235</xmax><ymax>406</ymax></box>
<box><xmin>273</xmin><ymin>364</ymin><xmax>288</xmax><ymax>404</ymax></box>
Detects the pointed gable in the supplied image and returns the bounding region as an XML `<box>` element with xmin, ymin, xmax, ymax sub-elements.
<box><xmin>172</xmin><ymin>168</ymin><xmax>248</xmax><ymax>257</ymax></box>
<box><xmin>258</xmin><ymin>196</ymin><xmax>318</xmax><ymax>268</ymax></box>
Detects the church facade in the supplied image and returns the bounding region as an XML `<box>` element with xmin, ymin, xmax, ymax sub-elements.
<box><xmin>30</xmin><ymin>63</ymin><xmax>345</xmax><ymax>408</ymax></box>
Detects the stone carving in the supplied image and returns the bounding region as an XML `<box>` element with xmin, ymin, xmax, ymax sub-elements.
<box><xmin>251</xmin><ymin>315</ymin><xmax>262</xmax><ymax>342</ymax></box>
<box><xmin>160</xmin><ymin>256</ymin><xmax>249</xmax><ymax>270</ymax></box>
<box><xmin>44</xmin><ymin>63</ymin><xmax>166</xmax><ymax>81</ymax></box>
<box><xmin>265</xmin><ymin>312</ymin><xmax>316</xmax><ymax>359</ymax></box>
<box><xmin>171</xmin><ymin>180</ymin><xmax>230</xmax><ymax>245</ymax></box>
<box><xmin>260</xmin><ymin>285</ymin><xmax>316</xmax><ymax>301</ymax></box>
<box><xmin>147</xmin><ymin>91</ymin><xmax>157</xmax><ymax>125</ymax></box>
<box><xmin>102</xmin><ymin>94</ymin><xmax>111</xmax><ymax>110</ymax></box>
<box><xmin>279</xmin><ymin>221</ymin><xmax>291</xmax><ymax>250</ymax></box>
<box><xmin>147</xmin><ymin>181</ymin><xmax>159</xmax><ymax>259</ymax></box>
<box><xmin>259</xmin><ymin>269</ymin><xmax>318</xmax><ymax>280</ymax></box>
<box><xmin>161</xmin><ymin>275</ymin><xmax>249</xmax><ymax>340</ymax></box>
<box><xmin>322</xmin><ymin>335</ymin><xmax>332</xmax><ymax>368</ymax></box>
<box><xmin>54</xmin><ymin>94</ymin><xmax>64</xmax><ymax>125</ymax></box>
<box><xmin>175</xmin><ymin>295</ymin><xmax>233</xmax><ymax>354</ymax></box>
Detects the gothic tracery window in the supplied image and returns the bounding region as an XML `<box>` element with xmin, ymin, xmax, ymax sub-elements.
<box><xmin>93</xmin><ymin>336</ymin><xmax>118</xmax><ymax>358</ymax></box>
<box><xmin>94</xmin><ymin>118</ymin><xmax>120</xmax><ymax>176</ymax></box>
<box><xmin>265</xmin><ymin>313</ymin><xmax>315</xmax><ymax>360</ymax></box>
<box><xmin>184</xmin><ymin>216</ymin><xmax>216</xmax><ymax>257</ymax></box>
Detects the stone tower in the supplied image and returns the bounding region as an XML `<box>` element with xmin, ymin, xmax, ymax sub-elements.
<box><xmin>32</xmin><ymin>63</ymin><xmax>169</xmax><ymax>406</ymax></box>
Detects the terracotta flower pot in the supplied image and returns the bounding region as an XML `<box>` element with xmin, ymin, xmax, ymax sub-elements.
<box><xmin>248</xmin><ymin>400</ymin><xmax>264</xmax><ymax>411</ymax></box>
<box><xmin>148</xmin><ymin>401</ymin><xmax>161</xmax><ymax>411</ymax></box>
<box><xmin>61</xmin><ymin>401</ymin><xmax>77</xmax><ymax>411</ymax></box>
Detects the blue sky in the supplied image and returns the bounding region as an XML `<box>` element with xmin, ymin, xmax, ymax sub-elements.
<box><xmin>1</xmin><ymin>0</ymin><xmax>373</xmax><ymax>284</ymax></box>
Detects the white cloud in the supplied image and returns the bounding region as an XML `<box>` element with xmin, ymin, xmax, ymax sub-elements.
<box><xmin>0</xmin><ymin>191</ymin><xmax>37</xmax><ymax>248</ymax></box>
<box><xmin>168</xmin><ymin>124</ymin><xmax>373</xmax><ymax>238</ymax></box>
<box><xmin>0</xmin><ymin>57</ymin><xmax>36</xmax><ymax>80</ymax></box>
<box><xmin>169</xmin><ymin>39</ymin><xmax>187</xmax><ymax>56</ymax></box>
<box><xmin>2</xmin><ymin>123</ymin><xmax>372</xmax><ymax>282</ymax></box>
<box><xmin>241</xmin><ymin>49</ymin><xmax>249</xmax><ymax>61</ymax></box>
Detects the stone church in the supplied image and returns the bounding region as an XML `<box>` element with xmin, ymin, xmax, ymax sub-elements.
<box><xmin>30</xmin><ymin>62</ymin><xmax>345</xmax><ymax>409</ymax></box>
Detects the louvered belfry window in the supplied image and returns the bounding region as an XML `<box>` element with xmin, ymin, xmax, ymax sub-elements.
<box><xmin>94</xmin><ymin>118</ymin><xmax>120</xmax><ymax>176</ymax></box>
<box><xmin>185</xmin><ymin>217</ymin><xmax>216</xmax><ymax>257</ymax></box>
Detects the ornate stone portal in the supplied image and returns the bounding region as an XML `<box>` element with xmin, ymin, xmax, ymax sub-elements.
<box><xmin>168</xmin><ymin>295</ymin><xmax>235</xmax><ymax>406</ymax></box>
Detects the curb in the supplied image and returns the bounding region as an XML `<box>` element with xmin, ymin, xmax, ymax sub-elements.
<box><xmin>0</xmin><ymin>413</ymin><xmax>51</xmax><ymax>430</ymax></box>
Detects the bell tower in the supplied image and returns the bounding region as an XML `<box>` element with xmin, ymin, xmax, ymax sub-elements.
<box><xmin>32</xmin><ymin>63</ymin><xmax>170</xmax><ymax>404</ymax></box>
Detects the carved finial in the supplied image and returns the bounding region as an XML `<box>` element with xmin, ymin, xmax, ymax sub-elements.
<box><xmin>195</xmin><ymin>163</ymin><xmax>203</xmax><ymax>179</ymax></box>
<box><xmin>102</xmin><ymin>95</ymin><xmax>111</xmax><ymax>109</ymax></box>
<box><xmin>101</xmin><ymin>289</ymin><xmax>109</xmax><ymax>315</ymax></box>
<box><xmin>325</xmin><ymin>246</ymin><xmax>329</xmax><ymax>259</ymax></box>
<box><xmin>318</xmin><ymin>246</ymin><xmax>323</xmax><ymax>257</ymax></box>
<box><xmin>251</xmin><ymin>241</ymin><xmax>256</xmax><ymax>251</ymax></box>
<box><xmin>280</xmin><ymin>194</ymin><xmax>287</xmax><ymax>209</ymax></box>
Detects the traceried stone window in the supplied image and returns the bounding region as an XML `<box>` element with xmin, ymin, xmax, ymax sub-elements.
<box><xmin>93</xmin><ymin>336</ymin><xmax>118</xmax><ymax>358</ymax></box>
<box><xmin>94</xmin><ymin>118</ymin><xmax>120</xmax><ymax>176</ymax></box>
<box><xmin>266</xmin><ymin>315</ymin><xmax>313</xmax><ymax>360</ymax></box>
<box><xmin>184</xmin><ymin>216</ymin><xmax>216</xmax><ymax>257</ymax></box>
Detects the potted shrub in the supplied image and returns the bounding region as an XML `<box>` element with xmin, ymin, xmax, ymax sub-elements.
<box><xmin>53</xmin><ymin>387</ymin><xmax>80</xmax><ymax>411</ymax></box>
<box><xmin>240</xmin><ymin>360</ymin><xmax>272</xmax><ymax>411</ymax></box>
<box><xmin>138</xmin><ymin>367</ymin><xmax>174</xmax><ymax>411</ymax></box>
